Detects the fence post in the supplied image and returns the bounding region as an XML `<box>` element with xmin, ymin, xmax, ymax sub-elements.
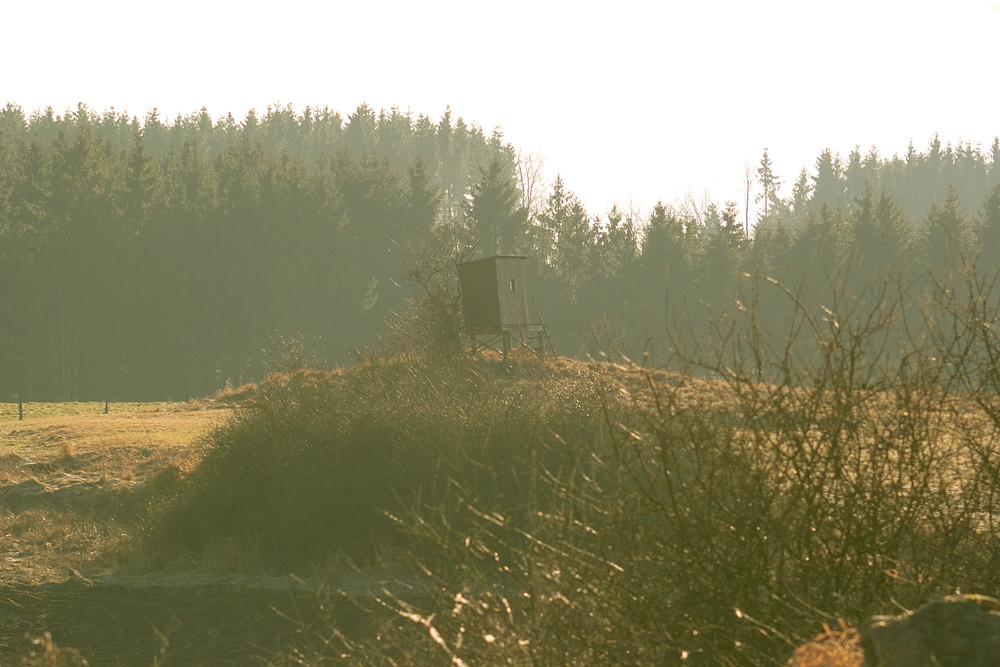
<box><xmin>18</xmin><ymin>393</ymin><xmax>23</xmax><ymax>421</ymax></box>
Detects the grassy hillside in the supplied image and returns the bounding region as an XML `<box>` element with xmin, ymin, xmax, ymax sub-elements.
<box><xmin>143</xmin><ymin>329</ymin><xmax>1000</xmax><ymax>665</ymax></box>
<box><xmin>8</xmin><ymin>260</ymin><xmax>1000</xmax><ymax>664</ymax></box>
<box><xmin>145</xmin><ymin>355</ymin><xmax>637</xmax><ymax>570</ymax></box>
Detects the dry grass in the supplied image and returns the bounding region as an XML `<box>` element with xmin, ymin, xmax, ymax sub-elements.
<box><xmin>295</xmin><ymin>265</ymin><xmax>1000</xmax><ymax>664</ymax></box>
<box><xmin>0</xmin><ymin>401</ymin><xmax>186</xmax><ymax>421</ymax></box>
<box><xmin>0</xmin><ymin>402</ymin><xmax>230</xmax><ymax>585</ymax></box>
<box><xmin>0</xmin><ymin>404</ymin><xmax>228</xmax><ymax>481</ymax></box>
<box><xmin>785</xmin><ymin>621</ymin><xmax>864</xmax><ymax>667</ymax></box>
<box><xmin>0</xmin><ymin>400</ymin><xmax>291</xmax><ymax>664</ymax></box>
<box><xmin>19</xmin><ymin>632</ymin><xmax>90</xmax><ymax>666</ymax></box>
<box><xmin>3</xmin><ymin>313</ymin><xmax>999</xmax><ymax>665</ymax></box>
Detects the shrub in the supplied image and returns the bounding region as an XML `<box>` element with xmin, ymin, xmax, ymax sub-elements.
<box><xmin>150</xmin><ymin>259</ymin><xmax>1000</xmax><ymax>665</ymax></box>
<box><xmin>144</xmin><ymin>355</ymin><xmax>626</xmax><ymax>572</ymax></box>
<box><xmin>321</xmin><ymin>264</ymin><xmax>1000</xmax><ymax>665</ymax></box>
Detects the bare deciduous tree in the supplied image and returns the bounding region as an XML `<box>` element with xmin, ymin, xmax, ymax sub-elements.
<box><xmin>516</xmin><ymin>148</ymin><xmax>546</xmax><ymax>222</ymax></box>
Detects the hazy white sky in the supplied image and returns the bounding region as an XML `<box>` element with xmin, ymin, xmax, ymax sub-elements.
<box><xmin>4</xmin><ymin>0</ymin><xmax>998</xmax><ymax>217</ymax></box>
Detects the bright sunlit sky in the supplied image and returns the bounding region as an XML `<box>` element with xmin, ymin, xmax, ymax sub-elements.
<box><xmin>5</xmin><ymin>0</ymin><xmax>999</xmax><ymax>219</ymax></box>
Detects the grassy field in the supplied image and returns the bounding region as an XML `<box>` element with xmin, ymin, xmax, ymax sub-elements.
<box><xmin>1</xmin><ymin>342</ymin><xmax>996</xmax><ymax>665</ymax></box>
<box><xmin>0</xmin><ymin>399</ymin><xmax>272</xmax><ymax>663</ymax></box>
<box><xmin>0</xmin><ymin>403</ymin><xmax>222</xmax><ymax>473</ymax></box>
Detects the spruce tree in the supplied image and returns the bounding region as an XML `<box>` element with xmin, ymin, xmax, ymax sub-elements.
<box><xmin>463</xmin><ymin>156</ymin><xmax>527</xmax><ymax>255</ymax></box>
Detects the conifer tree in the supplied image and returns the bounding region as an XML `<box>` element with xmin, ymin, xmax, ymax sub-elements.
<box><xmin>811</xmin><ymin>148</ymin><xmax>844</xmax><ymax>213</ymax></box>
<box><xmin>344</xmin><ymin>103</ymin><xmax>378</xmax><ymax>157</ymax></box>
<box><xmin>756</xmin><ymin>148</ymin><xmax>780</xmax><ymax>222</ymax></box>
<box><xmin>979</xmin><ymin>182</ymin><xmax>1000</xmax><ymax>271</ymax></box>
<box><xmin>536</xmin><ymin>177</ymin><xmax>596</xmax><ymax>303</ymax></box>
<box><xmin>463</xmin><ymin>156</ymin><xmax>527</xmax><ymax>255</ymax></box>
<box><xmin>990</xmin><ymin>138</ymin><xmax>1000</xmax><ymax>185</ymax></box>
<box><xmin>598</xmin><ymin>204</ymin><xmax>638</xmax><ymax>282</ymax></box>
<box><xmin>640</xmin><ymin>202</ymin><xmax>692</xmax><ymax>326</ymax></box>
<box><xmin>404</xmin><ymin>155</ymin><xmax>442</xmax><ymax>234</ymax></box>
<box><xmin>848</xmin><ymin>185</ymin><xmax>909</xmax><ymax>293</ymax></box>
<box><xmin>789</xmin><ymin>168</ymin><xmax>812</xmax><ymax>231</ymax></box>
<box><xmin>919</xmin><ymin>185</ymin><xmax>972</xmax><ymax>268</ymax></box>
<box><xmin>844</xmin><ymin>147</ymin><xmax>865</xmax><ymax>210</ymax></box>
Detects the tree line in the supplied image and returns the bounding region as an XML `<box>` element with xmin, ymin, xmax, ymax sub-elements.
<box><xmin>1</xmin><ymin>101</ymin><xmax>999</xmax><ymax>399</ymax></box>
<box><xmin>0</xmin><ymin>102</ymin><xmax>511</xmax><ymax>399</ymax></box>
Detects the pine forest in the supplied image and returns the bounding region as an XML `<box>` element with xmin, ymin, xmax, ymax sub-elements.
<box><xmin>2</xmin><ymin>102</ymin><xmax>1000</xmax><ymax>400</ymax></box>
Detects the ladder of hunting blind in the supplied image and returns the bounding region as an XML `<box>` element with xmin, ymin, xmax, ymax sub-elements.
<box><xmin>531</xmin><ymin>301</ymin><xmax>555</xmax><ymax>358</ymax></box>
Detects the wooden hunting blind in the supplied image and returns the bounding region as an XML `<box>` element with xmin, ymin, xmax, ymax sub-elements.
<box><xmin>458</xmin><ymin>255</ymin><xmax>551</xmax><ymax>358</ymax></box>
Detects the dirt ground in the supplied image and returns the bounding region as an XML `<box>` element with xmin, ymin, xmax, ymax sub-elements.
<box><xmin>1</xmin><ymin>576</ymin><xmax>327</xmax><ymax>664</ymax></box>
<box><xmin>0</xmin><ymin>401</ymin><xmax>344</xmax><ymax>665</ymax></box>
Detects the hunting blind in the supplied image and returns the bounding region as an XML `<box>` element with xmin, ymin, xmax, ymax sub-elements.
<box><xmin>458</xmin><ymin>255</ymin><xmax>551</xmax><ymax>358</ymax></box>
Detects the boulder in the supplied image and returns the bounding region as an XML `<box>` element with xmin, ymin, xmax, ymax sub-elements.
<box><xmin>859</xmin><ymin>594</ymin><xmax>1000</xmax><ymax>667</ymax></box>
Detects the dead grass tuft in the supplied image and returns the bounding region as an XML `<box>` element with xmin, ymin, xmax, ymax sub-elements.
<box><xmin>58</xmin><ymin>441</ymin><xmax>76</xmax><ymax>461</ymax></box>
<box><xmin>22</xmin><ymin>631</ymin><xmax>90</xmax><ymax>666</ymax></box>
<box><xmin>786</xmin><ymin>622</ymin><xmax>863</xmax><ymax>667</ymax></box>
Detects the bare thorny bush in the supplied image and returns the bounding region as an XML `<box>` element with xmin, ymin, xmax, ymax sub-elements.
<box><xmin>288</xmin><ymin>258</ymin><xmax>1000</xmax><ymax>666</ymax></box>
<box><xmin>365</xmin><ymin>223</ymin><xmax>478</xmax><ymax>361</ymax></box>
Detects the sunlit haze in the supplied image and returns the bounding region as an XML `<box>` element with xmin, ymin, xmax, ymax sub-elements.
<box><xmin>6</xmin><ymin>0</ymin><xmax>998</xmax><ymax>217</ymax></box>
